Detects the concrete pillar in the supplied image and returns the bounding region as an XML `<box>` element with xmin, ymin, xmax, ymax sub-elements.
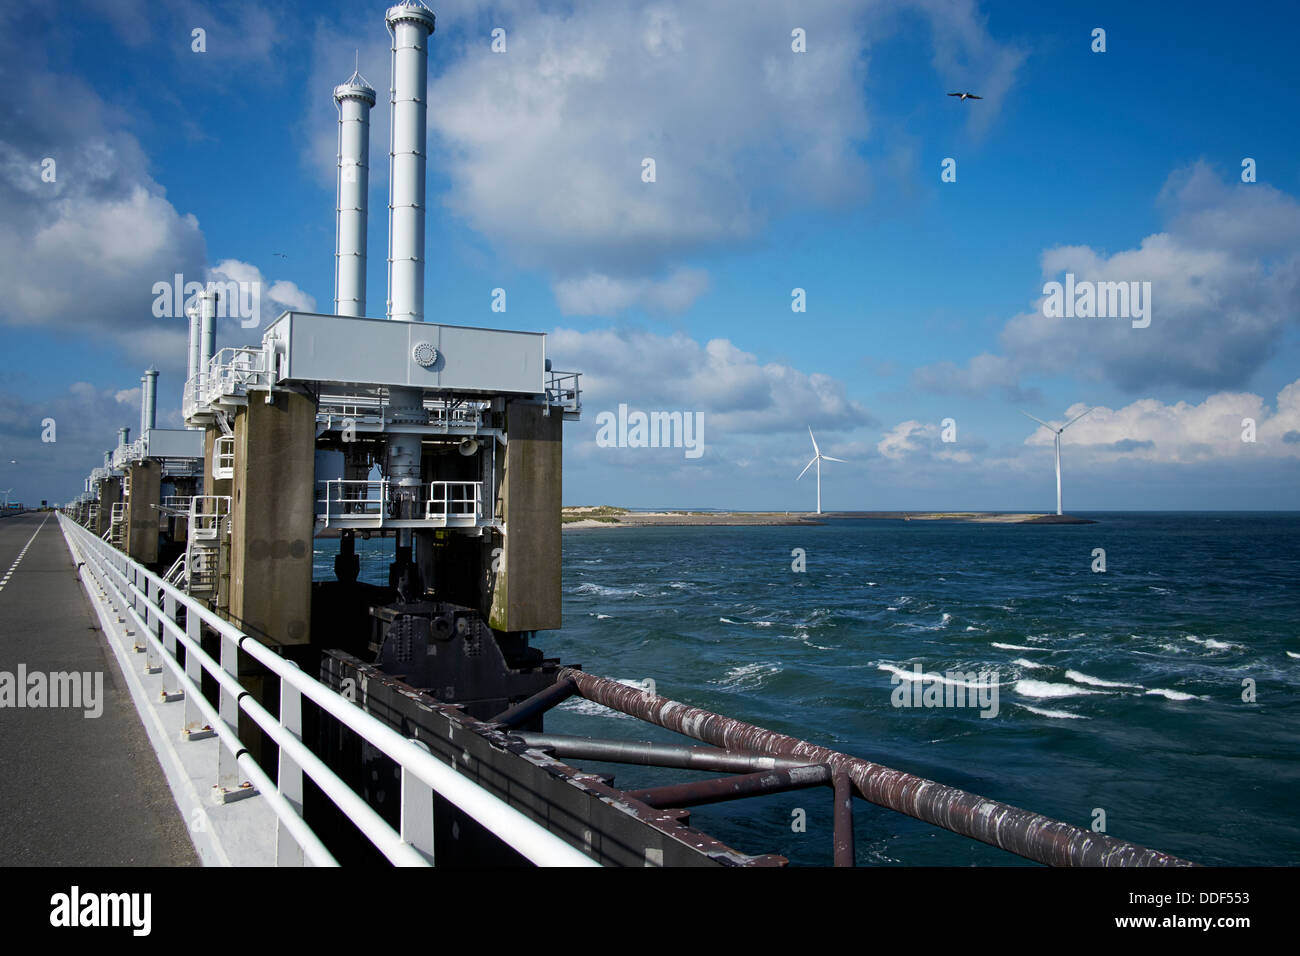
<box><xmin>228</xmin><ymin>390</ymin><xmax>316</xmax><ymax>646</ymax></box>
<box><xmin>125</xmin><ymin>461</ymin><xmax>162</xmax><ymax>565</ymax></box>
<box><xmin>487</xmin><ymin>400</ymin><xmax>563</xmax><ymax>632</ymax></box>
<box><xmin>95</xmin><ymin>477</ymin><xmax>121</xmax><ymax>538</ymax></box>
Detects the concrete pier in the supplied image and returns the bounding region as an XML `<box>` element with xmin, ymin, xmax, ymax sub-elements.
<box><xmin>124</xmin><ymin>460</ymin><xmax>161</xmax><ymax>564</ymax></box>
<box><xmin>488</xmin><ymin>401</ymin><xmax>563</xmax><ymax>632</ymax></box>
<box><xmin>95</xmin><ymin>476</ymin><xmax>121</xmax><ymax>539</ymax></box>
<box><xmin>228</xmin><ymin>390</ymin><xmax>317</xmax><ymax>647</ymax></box>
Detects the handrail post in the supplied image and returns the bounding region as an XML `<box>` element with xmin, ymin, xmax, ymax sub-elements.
<box><xmin>214</xmin><ymin>629</ymin><xmax>256</xmax><ymax>803</ymax></box>
<box><xmin>401</xmin><ymin>737</ymin><xmax>436</xmax><ymax>864</ymax></box>
<box><xmin>182</xmin><ymin>601</ymin><xmax>213</xmax><ymax>741</ymax></box>
<box><xmin>160</xmin><ymin>585</ymin><xmax>183</xmax><ymax>702</ymax></box>
<box><xmin>142</xmin><ymin>575</ymin><xmax>162</xmax><ymax>673</ymax></box>
<box><xmin>276</xmin><ymin>661</ymin><xmax>305</xmax><ymax>866</ymax></box>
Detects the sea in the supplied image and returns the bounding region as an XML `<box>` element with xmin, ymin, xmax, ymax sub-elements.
<box><xmin>315</xmin><ymin>512</ymin><xmax>1300</xmax><ymax>866</ymax></box>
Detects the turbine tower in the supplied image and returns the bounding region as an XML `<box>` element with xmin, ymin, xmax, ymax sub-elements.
<box><xmin>1022</xmin><ymin>407</ymin><xmax>1093</xmax><ymax>515</ymax></box>
<box><xmin>797</xmin><ymin>427</ymin><xmax>845</xmax><ymax>515</ymax></box>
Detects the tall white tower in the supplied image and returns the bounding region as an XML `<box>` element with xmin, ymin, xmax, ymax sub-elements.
<box><xmin>383</xmin><ymin>2</ymin><xmax>437</xmax><ymax>527</ymax></box>
<box><xmin>385</xmin><ymin>1</ymin><xmax>436</xmax><ymax>324</ymax></box>
<box><xmin>140</xmin><ymin>368</ymin><xmax>159</xmax><ymax>437</ymax></box>
<box><xmin>199</xmin><ymin>288</ymin><xmax>218</xmax><ymax>373</ymax></box>
<box><xmin>334</xmin><ymin>70</ymin><xmax>377</xmax><ymax>317</ymax></box>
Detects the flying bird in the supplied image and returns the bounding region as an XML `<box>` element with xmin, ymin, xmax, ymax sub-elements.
<box><xmin>947</xmin><ymin>92</ymin><xmax>982</xmax><ymax>101</ymax></box>
<box><xmin>272</xmin><ymin>252</ymin><xmax>288</xmax><ymax>259</ymax></box>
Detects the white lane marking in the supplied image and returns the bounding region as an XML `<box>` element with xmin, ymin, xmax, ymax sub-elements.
<box><xmin>0</xmin><ymin>513</ymin><xmax>49</xmax><ymax>594</ymax></box>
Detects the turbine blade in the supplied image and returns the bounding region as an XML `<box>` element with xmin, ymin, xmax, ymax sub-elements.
<box><xmin>808</xmin><ymin>426</ymin><xmax>820</xmax><ymax>456</ymax></box>
<box><xmin>1062</xmin><ymin>406</ymin><xmax>1094</xmax><ymax>430</ymax></box>
<box><xmin>821</xmin><ymin>456</ymin><xmax>847</xmax><ymax>463</ymax></box>
<box><xmin>1020</xmin><ymin>411</ymin><xmax>1054</xmax><ymax>430</ymax></box>
<box><xmin>797</xmin><ymin>457</ymin><xmax>816</xmax><ymax>480</ymax></box>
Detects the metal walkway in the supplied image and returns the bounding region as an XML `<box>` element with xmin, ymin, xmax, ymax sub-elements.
<box><xmin>0</xmin><ymin>512</ymin><xmax>197</xmax><ymax>866</ymax></box>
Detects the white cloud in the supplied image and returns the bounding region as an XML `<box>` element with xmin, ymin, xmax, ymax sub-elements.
<box><xmin>301</xmin><ymin>0</ymin><xmax>1022</xmax><ymax>317</ymax></box>
<box><xmin>206</xmin><ymin>259</ymin><xmax>318</xmax><ymax>328</ymax></box>
<box><xmin>918</xmin><ymin>163</ymin><xmax>1300</xmax><ymax>394</ymax></box>
<box><xmin>1022</xmin><ymin>384</ymin><xmax>1300</xmax><ymax>465</ymax></box>
<box><xmin>550</xmin><ymin>326</ymin><xmax>874</xmax><ymax>442</ymax></box>
<box><xmin>553</xmin><ymin>268</ymin><xmax>709</xmax><ymax>316</ymax></box>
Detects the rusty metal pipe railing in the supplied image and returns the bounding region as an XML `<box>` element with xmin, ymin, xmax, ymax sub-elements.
<box><xmin>833</xmin><ymin>774</ymin><xmax>855</xmax><ymax>867</ymax></box>
<box><xmin>515</xmin><ymin>732</ymin><xmax>817</xmax><ymax>773</ymax></box>
<box><xmin>627</xmin><ymin>765</ymin><xmax>832</xmax><ymax>809</ymax></box>
<box><xmin>556</xmin><ymin>667</ymin><xmax>1194</xmax><ymax>867</ymax></box>
<box><xmin>490</xmin><ymin>677</ymin><xmax>578</xmax><ymax>729</ymax></box>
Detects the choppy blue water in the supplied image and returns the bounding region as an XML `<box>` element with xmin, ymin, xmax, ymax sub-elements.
<box><xmin>318</xmin><ymin>513</ymin><xmax>1300</xmax><ymax>866</ymax></box>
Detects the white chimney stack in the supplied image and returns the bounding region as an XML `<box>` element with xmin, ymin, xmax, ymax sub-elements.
<box><xmin>186</xmin><ymin>300</ymin><xmax>201</xmax><ymax>385</ymax></box>
<box><xmin>199</xmin><ymin>287</ymin><xmax>218</xmax><ymax>374</ymax></box>
<box><xmin>141</xmin><ymin>368</ymin><xmax>159</xmax><ymax>437</ymax></box>
<box><xmin>385</xmin><ymin>1</ymin><xmax>436</xmax><ymax>323</ymax></box>
<box><xmin>335</xmin><ymin>71</ymin><xmax>377</xmax><ymax>317</ymax></box>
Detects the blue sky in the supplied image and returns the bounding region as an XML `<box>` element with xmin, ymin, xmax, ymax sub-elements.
<box><xmin>1</xmin><ymin>0</ymin><xmax>1298</xmax><ymax>510</ymax></box>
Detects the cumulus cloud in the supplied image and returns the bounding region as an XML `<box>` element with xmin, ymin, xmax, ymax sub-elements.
<box><xmin>1021</xmin><ymin>384</ymin><xmax>1300</xmax><ymax>465</ymax></box>
<box><xmin>0</xmin><ymin>31</ymin><xmax>208</xmax><ymax>379</ymax></box>
<box><xmin>918</xmin><ymin>163</ymin><xmax>1300</xmax><ymax>395</ymax></box>
<box><xmin>301</xmin><ymin>0</ymin><xmax>1021</xmax><ymax>316</ymax></box>
<box><xmin>553</xmin><ymin>268</ymin><xmax>709</xmax><ymax>316</ymax></box>
<box><xmin>207</xmin><ymin>259</ymin><xmax>318</xmax><ymax>326</ymax></box>
<box><xmin>549</xmin><ymin>326</ymin><xmax>874</xmax><ymax>447</ymax></box>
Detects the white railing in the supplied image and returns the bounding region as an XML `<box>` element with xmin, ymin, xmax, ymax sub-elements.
<box><xmin>109</xmin><ymin>501</ymin><xmax>127</xmax><ymax>547</ymax></box>
<box><xmin>316</xmin><ymin>393</ymin><xmax>488</xmax><ymax>431</ymax></box>
<box><xmin>184</xmin><ymin>347</ymin><xmax>274</xmax><ymax>420</ymax></box>
<box><xmin>213</xmin><ymin>435</ymin><xmax>235</xmax><ymax>480</ymax></box>
<box><xmin>57</xmin><ymin>512</ymin><xmax>597</xmax><ymax>868</ymax></box>
<box><xmin>164</xmin><ymin>551</ymin><xmax>188</xmax><ymax>588</ymax></box>
<box><xmin>317</xmin><ymin>479</ymin><xmax>388</xmax><ymax>526</ymax></box>
<box><xmin>547</xmin><ymin>370</ymin><xmax>581</xmax><ymax>414</ymax></box>
<box><xmin>189</xmin><ymin>495</ymin><xmax>231</xmax><ymax>541</ymax></box>
<box><xmin>427</xmin><ymin>481</ymin><xmax>482</xmax><ymax>524</ymax></box>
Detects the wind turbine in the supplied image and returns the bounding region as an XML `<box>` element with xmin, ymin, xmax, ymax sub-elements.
<box><xmin>797</xmin><ymin>428</ymin><xmax>845</xmax><ymax>515</ymax></box>
<box><xmin>1021</xmin><ymin>408</ymin><xmax>1093</xmax><ymax>515</ymax></box>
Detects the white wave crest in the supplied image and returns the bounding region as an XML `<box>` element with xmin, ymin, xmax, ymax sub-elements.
<box><xmin>1065</xmin><ymin>670</ymin><xmax>1143</xmax><ymax>690</ymax></box>
<box><xmin>1014</xmin><ymin>679</ymin><xmax>1109</xmax><ymax>698</ymax></box>
<box><xmin>1145</xmin><ymin>688</ymin><xmax>1200</xmax><ymax>701</ymax></box>
<box><xmin>1019</xmin><ymin>703</ymin><xmax>1089</xmax><ymax>720</ymax></box>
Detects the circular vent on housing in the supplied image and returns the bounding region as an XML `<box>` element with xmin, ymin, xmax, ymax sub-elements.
<box><xmin>412</xmin><ymin>342</ymin><xmax>439</xmax><ymax>367</ymax></box>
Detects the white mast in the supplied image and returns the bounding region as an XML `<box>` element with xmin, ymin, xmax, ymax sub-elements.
<box><xmin>334</xmin><ymin>65</ymin><xmax>376</xmax><ymax>317</ymax></box>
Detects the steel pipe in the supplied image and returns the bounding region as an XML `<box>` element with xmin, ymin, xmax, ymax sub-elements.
<box><xmin>833</xmin><ymin>773</ymin><xmax>855</xmax><ymax>867</ymax></box>
<box><xmin>516</xmin><ymin>732</ymin><xmax>818</xmax><ymax>774</ymax></box>
<box><xmin>627</xmin><ymin>765</ymin><xmax>832</xmax><ymax>809</ymax></box>
<box><xmin>490</xmin><ymin>678</ymin><xmax>578</xmax><ymax>728</ymax></box>
<box><xmin>556</xmin><ymin>667</ymin><xmax>1194</xmax><ymax>867</ymax></box>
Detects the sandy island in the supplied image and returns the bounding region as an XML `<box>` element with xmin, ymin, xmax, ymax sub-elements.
<box><xmin>561</xmin><ymin>507</ymin><xmax>1095</xmax><ymax>529</ymax></box>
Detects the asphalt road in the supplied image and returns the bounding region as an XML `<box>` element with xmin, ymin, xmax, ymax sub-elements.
<box><xmin>0</xmin><ymin>512</ymin><xmax>197</xmax><ymax>866</ymax></box>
